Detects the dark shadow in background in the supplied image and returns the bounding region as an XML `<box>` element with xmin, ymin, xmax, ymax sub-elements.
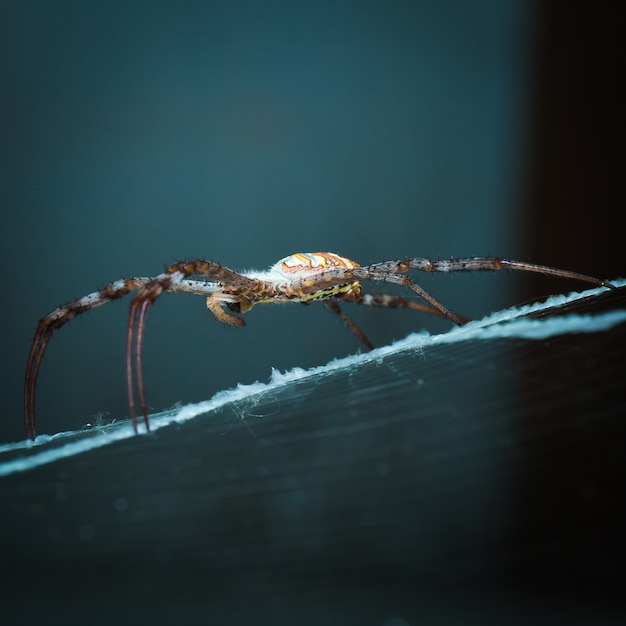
<box><xmin>522</xmin><ymin>1</ymin><xmax>621</xmax><ymax>285</ymax></box>
<box><xmin>517</xmin><ymin>0</ymin><xmax>625</xmax><ymax>603</ymax></box>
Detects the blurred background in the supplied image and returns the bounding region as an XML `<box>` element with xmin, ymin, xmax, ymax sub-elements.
<box><xmin>1</xmin><ymin>0</ymin><xmax>621</xmax><ymax>443</ymax></box>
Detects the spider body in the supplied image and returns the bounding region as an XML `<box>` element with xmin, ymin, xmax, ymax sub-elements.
<box><xmin>24</xmin><ymin>252</ymin><xmax>614</xmax><ymax>440</ymax></box>
<box><xmin>266</xmin><ymin>252</ymin><xmax>362</xmax><ymax>303</ymax></box>
<box><xmin>209</xmin><ymin>252</ymin><xmax>362</xmax><ymax>324</ymax></box>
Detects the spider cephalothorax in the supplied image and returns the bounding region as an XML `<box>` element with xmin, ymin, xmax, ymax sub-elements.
<box><xmin>24</xmin><ymin>251</ymin><xmax>614</xmax><ymax>439</ymax></box>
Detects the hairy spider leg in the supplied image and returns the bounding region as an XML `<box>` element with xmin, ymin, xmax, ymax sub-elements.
<box><xmin>24</xmin><ymin>267</ymin><xmax>252</xmax><ymax>439</ymax></box>
<box><xmin>135</xmin><ymin>300</ymin><xmax>151</xmax><ymax>425</ymax></box>
<box><xmin>126</xmin><ymin>298</ymin><xmax>152</xmax><ymax>433</ymax></box>
<box><xmin>360</xmin><ymin>270</ymin><xmax>466</xmax><ymax>325</ymax></box>
<box><xmin>359</xmin><ymin>294</ymin><xmax>472</xmax><ymax>324</ymax></box>
<box><xmin>322</xmin><ymin>268</ymin><xmax>466</xmax><ymax>326</ymax></box>
<box><xmin>123</xmin><ymin>260</ymin><xmax>261</xmax><ymax>434</ymax></box>
<box><xmin>379</xmin><ymin>257</ymin><xmax>614</xmax><ymax>289</ymax></box>
<box><xmin>23</xmin><ymin>278</ymin><xmax>150</xmax><ymax>440</ymax></box>
<box><xmin>323</xmin><ymin>301</ymin><xmax>374</xmax><ymax>349</ymax></box>
<box><xmin>323</xmin><ymin>296</ymin><xmax>472</xmax><ymax>351</ymax></box>
<box><xmin>24</xmin><ymin>323</ymin><xmax>56</xmax><ymax>441</ymax></box>
<box><xmin>126</xmin><ymin>284</ymin><xmax>162</xmax><ymax>434</ymax></box>
<box><xmin>295</xmin><ymin>256</ymin><xmax>614</xmax><ymax>335</ymax></box>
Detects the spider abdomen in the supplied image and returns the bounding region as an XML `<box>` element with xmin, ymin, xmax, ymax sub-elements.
<box><xmin>271</xmin><ymin>252</ymin><xmax>362</xmax><ymax>303</ymax></box>
<box><xmin>274</xmin><ymin>252</ymin><xmax>359</xmax><ymax>274</ymax></box>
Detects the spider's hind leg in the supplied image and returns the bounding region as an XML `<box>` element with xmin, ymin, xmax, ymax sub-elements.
<box><xmin>361</xmin><ymin>293</ymin><xmax>472</xmax><ymax>324</ymax></box>
<box><xmin>324</xmin><ymin>301</ymin><xmax>374</xmax><ymax>350</ymax></box>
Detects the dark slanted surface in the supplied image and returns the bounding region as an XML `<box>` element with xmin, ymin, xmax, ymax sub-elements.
<box><xmin>2</xmin><ymin>286</ymin><xmax>625</xmax><ymax>625</ymax></box>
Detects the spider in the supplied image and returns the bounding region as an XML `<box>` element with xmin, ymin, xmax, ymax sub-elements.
<box><xmin>24</xmin><ymin>252</ymin><xmax>615</xmax><ymax>440</ymax></box>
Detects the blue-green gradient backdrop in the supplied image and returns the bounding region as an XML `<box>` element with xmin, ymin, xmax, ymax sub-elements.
<box><xmin>2</xmin><ymin>1</ymin><xmax>534</xmax><ymax>441</ymax></box>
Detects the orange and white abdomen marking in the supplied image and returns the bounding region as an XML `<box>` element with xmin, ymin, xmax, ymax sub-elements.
<box><xmin>273</xmin><ymin>252</ymin><xmax>361</xmax><ymax>302</ymax></box>
<box><xmin>275</xmin><ymin>252</ymin><xmax>360</xmax><ymax>274</ymax></box>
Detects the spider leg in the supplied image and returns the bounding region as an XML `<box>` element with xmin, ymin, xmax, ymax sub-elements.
<box><xmin>324</xmin><ymin>301</ymin><xmax>374</xmax><ymax>349</ymax></box>
<box><xmin>123</xmin><ymin>259</ymin><xmax>258</xmax><ymax>433</ymax></box>
<box><xmin>24</xmin><ymin>277</ymin><xmax>150</xmax><ymax>440</ymax></box>
<box><xmin>324</xmin><ymin>294</ymin><xmax>471</xmax><ymax>351</ymax></box>
<box><xmin>360</xmin><ymin>293</ymin><xmax>472</xmax><ymax>324</ymax></box>
<box><xmin>126</xmin><ymin>297</ymin><xmax>153</xmax><ymax>433</ymax></box>
<box><xmin>24</xmin><ymin>323</ymin><xmax>54</xmax><ymax>441</ymax></box>
<box><xmin>366</xmin><ymin>257</ymin><xmax>615</xmax><ymax>289</ymax></box>
<box><xmin>283</xmin><ymin>267</ymin><xmax>464</xmax><ymax>326</ymax></box>
<box><xmin>135</xmin><ymin>299</ymin><xmax>151</xmax><ymax>432</ymax></box>
<box><xmin>24</xmin><ymin>260</ymin><xmax>253</xmax><ymax>440</ymax></box>
<box><xmin>125</xmin><ymin>279</ymin><xmax>171</xmax><ymax>433</ymax></box>
<box><xmin>350</xmin><ymin>269</ymin><xmax>465</xmax><ymax>325</ymax></box>
<box><xmin>344</xmin><ymin>256</ymin><xmax>614</xmax><ymax>325</ymax></box>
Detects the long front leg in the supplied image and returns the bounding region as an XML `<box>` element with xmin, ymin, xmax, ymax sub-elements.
<box><xmin>124</xmin><ymin>260</ymin><xmax>258</xmax><ymax>433</ymax></box>
<box><xmin>24</xmin><ymin>259</ymin><xmax>256</xmax><ymax>439</ymax></box>
<box><xmin>369</xmin><ymin>257</ymin><xmax>615</xmax><ymax>289</ymax></box>
<box><xmin>24</xmin><ymin>277</ymin><xmax>151</xmax><ymax>440</ymax></box>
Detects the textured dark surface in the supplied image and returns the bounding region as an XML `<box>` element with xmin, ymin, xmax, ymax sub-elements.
<box><xmin>2</xmin><ymin>286</ymin><xmax>625</xmax><ymax>625</ymax></box>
